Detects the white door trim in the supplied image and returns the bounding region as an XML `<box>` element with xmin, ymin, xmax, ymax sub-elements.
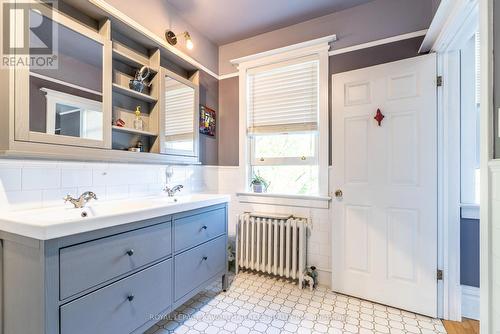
<box><xmin>479</xmin><ymin>0</ymin><xmax>494</xmax><ymax>331</ymax></box>
<box><xmin>428</xmin><ymin>0</ymin><xmax>479</xmax><ymax>321</ymax></box>
<box><xmin>436</xmin><ymin>50</ymin><xmax>462</xmax><ymax>321</ymax></box>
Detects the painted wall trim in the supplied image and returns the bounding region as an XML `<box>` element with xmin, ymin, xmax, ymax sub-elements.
<box><xmin>219</xmin><ymin>30</ymin><xmax>428</xmax><ymax>80</ymax></box>
<box><xmin>236</xmin><ymin>192</ymin><xmax>330</xmax><ymax>209</ymax></box>
<box><xmin>218</xmin><ymin>72</ymin><xmax>239</xmax><ymax>80</ymax></box>
<box><xmin>329</xmin><ymin>29</ymin><xmax>428</xmax><ymax>56</ymax></box>
<box><xmin>420</xmin><ymin>0</ymin><xmax>479</xmax><ymax>53</ymax></box>
<box><xmin>461</xmin><ymin>285</ymin><xmax>480</xmax><ymax>320</ymax></box>
<box><xmin>230</xmin><ymin>34</ymin><xmax>337</xmax><ymax>66</ymax></box>
<box><xmin>89</xmin><ymin>0</ymin><xmax>220</xmax><ymax>79</ymax></box>
<box><xmin>461</xmin><ymin>204</ymin><xmax>480</xmax><ymax>219</ymax></box>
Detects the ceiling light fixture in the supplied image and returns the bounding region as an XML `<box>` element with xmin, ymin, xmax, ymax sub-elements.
<box><xmin>165</xmin><ymin>30</ymin><xmax>194</xmax><ymax>50</ymax></box>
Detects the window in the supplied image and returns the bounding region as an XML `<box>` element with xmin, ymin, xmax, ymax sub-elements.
<box><xmin>241</xmin><ymin>47</ymin><xmax>329</xmax><ymax>196</ymax></box>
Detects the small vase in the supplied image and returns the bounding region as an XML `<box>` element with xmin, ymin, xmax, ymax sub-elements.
<box><xmin>252</xmin><ymin>183</ymin><xmax>264</xmax><ymax>193</ymax></box>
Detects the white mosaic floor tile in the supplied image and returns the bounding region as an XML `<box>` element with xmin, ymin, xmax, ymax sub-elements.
<box><xmin>146</xmin><ymin>271</ymin><xmax>447</xmax><ymax>334</ymax></box>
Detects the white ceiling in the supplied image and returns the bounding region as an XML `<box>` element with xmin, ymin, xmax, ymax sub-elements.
<box><xmin>166</xmin><ymin>0</ymin><xmax>375</xmax><ymax>45</ymax></box>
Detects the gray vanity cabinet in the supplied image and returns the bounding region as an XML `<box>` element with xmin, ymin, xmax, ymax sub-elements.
<box><xmin>0</xmin><ymin>203</ymin><xmax>228</xmax><ymax>334</ymax></box>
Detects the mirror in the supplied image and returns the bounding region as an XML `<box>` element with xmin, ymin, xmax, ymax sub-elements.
<box><xmin>28</xmin><ymin>10</ymin><xmax>104</xmax><ymax>141</ymax></box>
<box><xmin>164</xmin><ymin>76</ymin><xmax>195</xmax><ymax>154</ymax></box>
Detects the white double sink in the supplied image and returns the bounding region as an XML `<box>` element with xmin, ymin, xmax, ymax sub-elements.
<box><xmin>0</xmin><ymin>193</ymin><xmax>230</xmax><ymax>240</ymax></box>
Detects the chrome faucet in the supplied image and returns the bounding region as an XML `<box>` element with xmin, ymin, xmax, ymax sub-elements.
<box><xmin>163</xmin><ymin>185</ymin><xmax>183</xmax><ymax>197</ymax></box>
<box><xmin>64</xmin><ymin>191</ymin><xmax>98</xmax><ymax>208</ymax></box>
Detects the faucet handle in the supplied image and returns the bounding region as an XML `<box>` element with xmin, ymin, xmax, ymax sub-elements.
<box><xmin>63</xmin><ymin>194</ymin><xmax>72</xmax><ymax>203</ymax></box>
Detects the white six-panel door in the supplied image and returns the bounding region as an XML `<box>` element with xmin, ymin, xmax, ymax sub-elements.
<box><xmin>332</xmin><ymin>54</ymin><xmax>438</xmax><ymax>317</ymax></box>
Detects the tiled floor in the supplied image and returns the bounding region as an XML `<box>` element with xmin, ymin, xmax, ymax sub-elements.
<box><xmin>146</xmin><ymin>271</ymin><xmax>447</xmax><ymax>334</ymax></box>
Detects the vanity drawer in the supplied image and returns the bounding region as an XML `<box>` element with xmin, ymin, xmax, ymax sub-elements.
<box><xmin>60</xmin><ymin>258</ymin><xmax>172</xmax><ymax>334</ymax></box>
<box><xmin>60</xmin><ymin>221</ymin><xmax>172</xmax><ymax>300</ymax></box>
<box><xmin>174</xmin><ymin>235</ymin><xmax>226</xmax><ymax>301</ymax></box>
<box><xmin>174</xmin><ymin>207</ymin><xmax>226</xmax><ymax>251</ymax></box>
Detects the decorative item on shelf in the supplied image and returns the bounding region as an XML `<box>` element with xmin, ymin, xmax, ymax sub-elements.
<box><xmin>115</xmin><ymin>118</ymin><xmax>126</xmax><ymax>127</ymax></box>
<box><xmin>128</xmin><ymin>140</ymin><xmax>143</xmax><ymax>153</ymax></box>
<box><xmin>374</xmin><ymin>108</ymin><xmax>385</xmax><ymax>126</ymax></box>
<box><xmin>250</xmin><ymin>173</ymin><xmax>269</xmax><ymax>193</ymax></box>
<box><xmin>129</xmin><ymin>66</ymin><xmax>152</xmax><ymax>93</ymax></box>
<box><xmin>199</xmin><ymin>105</ymin><xmax>216</xmax><ymax>136</ymax></box>
<box><xmin>165</xmin><ymin>30</ymin><xmax>194</xmax><ymax>50</ymax></box>
<box><xmin>133</xmin><ymin>106</ymin><xmax>144</xmax><ymax>131</ymax></box>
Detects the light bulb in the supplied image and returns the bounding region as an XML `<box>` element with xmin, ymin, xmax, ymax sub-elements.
<box><xmin>184</xmin><ymin>32</ymin><xmax>193</xmax><ymax>50</ymax></box>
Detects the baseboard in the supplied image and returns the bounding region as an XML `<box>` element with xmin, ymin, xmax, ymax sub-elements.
<box><xmin>461</xmin><ymin>285</ymin><xmax>480</xmax><ymax>320</ymax></box>
<box><xmin>317</xmin><ymin>268</ymin><xmax>331</xmax><ymax>288</ymax></box>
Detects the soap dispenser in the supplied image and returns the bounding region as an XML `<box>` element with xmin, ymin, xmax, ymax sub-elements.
<box><xmin>133</xmin><ymin>106</ymin><xmax>144</xmax><ymax>130</ymax></box>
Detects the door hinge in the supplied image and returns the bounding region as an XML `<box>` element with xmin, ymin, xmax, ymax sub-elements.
<box><xmin>437</xmin><ymin>269</ymin><xmax>444</xmax><ymax>281</ymax></box>
<box><xmin>437</xmin><ymin>76</ymin><xmax>443</xmax><ymax>87</ymax></box>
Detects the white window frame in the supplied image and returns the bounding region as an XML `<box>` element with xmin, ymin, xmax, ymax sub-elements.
<box><xmin>40</xmin><ymin>87</ymin><xmax>103</xmax><ymax>140</ymax></box>
<box><xmin>232</xmin><ymin>36</ymin><xmax>333</xmax><ymax>197</ymax></box>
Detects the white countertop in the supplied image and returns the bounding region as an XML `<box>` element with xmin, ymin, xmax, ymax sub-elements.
<box><xmin>0</xmin><ymin>193</ymin><xmax>230</xmax><ymax>240</ymax></box>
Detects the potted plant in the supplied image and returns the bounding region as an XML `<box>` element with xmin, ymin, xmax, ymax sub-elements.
<box><xmin>250</xmin><ymin>174</ymin><xmax>269</xmax><ymax>193</ymax></box>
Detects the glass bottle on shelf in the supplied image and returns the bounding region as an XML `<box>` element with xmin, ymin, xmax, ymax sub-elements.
<box><xmin>133</xmin><ymin>106</ymin><xmax>144</xmax><ymax>131</ymax></box>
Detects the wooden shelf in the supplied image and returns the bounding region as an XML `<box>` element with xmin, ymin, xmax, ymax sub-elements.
<box><xmin>112</xmin><ymin>125</ymin><xmax>158</xmax><ymax>137</ymax></box>
<box><xmin>112</xmin><ymin>83</ymin><xmax>157</xmax><ymax>103</ymax></box>
<box><xmin>112</xmin><ymin>48</ymin><xmax>144</xmax><ymax>68</ymax></box>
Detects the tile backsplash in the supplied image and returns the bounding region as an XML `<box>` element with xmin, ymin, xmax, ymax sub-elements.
<box><xmin>0</xmin><ymin>160</ymin><xmax>333</xmax><ymax>287</ymax></box>
<box><xmin>0</xmin><ymin>159</ymin><xmax>218</xmax><ymax>211</ymax></box>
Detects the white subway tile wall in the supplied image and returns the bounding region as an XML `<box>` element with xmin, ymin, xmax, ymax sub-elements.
<box><xmin>0</xmin><ymin>159</ymin><xmax>219</xmax><ymax>211</ymax></box>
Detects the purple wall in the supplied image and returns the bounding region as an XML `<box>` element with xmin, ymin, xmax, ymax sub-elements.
<box><xmin>461</xmin><ymin>218</ymin><xmax>480</xmax><ymax>287</ymax></box>
<box><xmin>219</xmin><ymin>0</ymin><xmax>435</xmax><ymax>75</ymax></box>
<box><xmin>104</xmin><ymin>0</ymin><xmax>219</xmax><ymax>75</ymax></box>
<box><xmin>218</xmin><ymin>77</ymin><xmax>239</xmax><ymax>166</ymax></box>
<box><xmin>199</xmin><ymin>71</ymin><xmax>219</xmax><ymax>165</ymax></box>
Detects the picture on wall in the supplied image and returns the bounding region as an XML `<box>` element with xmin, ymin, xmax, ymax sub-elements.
<box><xmin>200</xmin><ymin>105</ymin><xmax>216</xmax><ymax>137</ymax></box>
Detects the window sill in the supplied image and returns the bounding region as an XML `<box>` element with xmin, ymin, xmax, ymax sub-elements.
<box><xmin>236</xmin><ymin>192</ymin><xmax>331</xmax><ymax>209</ymax></box>
<box><xmin>460</xmin><ymin>203</ymin><xmax>480</xmax><ymax>220</ymax></box>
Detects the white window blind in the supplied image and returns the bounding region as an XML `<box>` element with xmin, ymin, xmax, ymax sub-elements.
<box><xmin>247</xmin><ymin>58</ymin><xmax>319</xmax><ymax>134</ymax></box>
<box><xmin>165</xmin><ymin>77</ymin><xmax>194</xmax><ymax>141</ymax></box>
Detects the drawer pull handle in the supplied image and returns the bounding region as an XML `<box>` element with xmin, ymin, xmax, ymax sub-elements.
<box><xmin>200</xmin><ymin>225</ymin><xmax>208</xmax><ymax>231</ymax></box>
<box><xmin>126</xmin><ymin>249</ymin><xmax>135</xmax><ymax>256</ymax></box>
<box><xmin>202</xmin><ymin>256</ymin><xmax>208</xmax><ymax>261</ymax></box>
<box><xmin>127</xmin><ymin>295</ymin><xmax>135</xmax><ymax>302</ymax></box>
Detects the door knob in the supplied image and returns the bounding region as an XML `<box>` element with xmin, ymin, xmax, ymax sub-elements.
<box><xmin>334</xmin><ymin>189</ymin><xmax>343</xmax><ymax>198</ymax></box>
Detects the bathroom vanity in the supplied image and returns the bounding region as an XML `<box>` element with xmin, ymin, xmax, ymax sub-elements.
<box><xmin>0</xmin><ymin>194</ymin><xmax>229</xmax><ymax>334</ymax></box>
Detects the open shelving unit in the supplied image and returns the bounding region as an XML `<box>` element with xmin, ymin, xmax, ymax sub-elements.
<box><xmin>1</xmin><ymin>0</ymin><xmax>202</xmax><ymax>164</ymax></box>
<box><xmin>110</xmin><ymin>31</ymin><xmax>162</xmax><ymax>154</ymax></box>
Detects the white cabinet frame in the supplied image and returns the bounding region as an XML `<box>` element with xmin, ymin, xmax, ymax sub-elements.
<box><xmin>13</xmin><ymin>3</ymin><xmax>112</xmax><ymax>149</ymax></box>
